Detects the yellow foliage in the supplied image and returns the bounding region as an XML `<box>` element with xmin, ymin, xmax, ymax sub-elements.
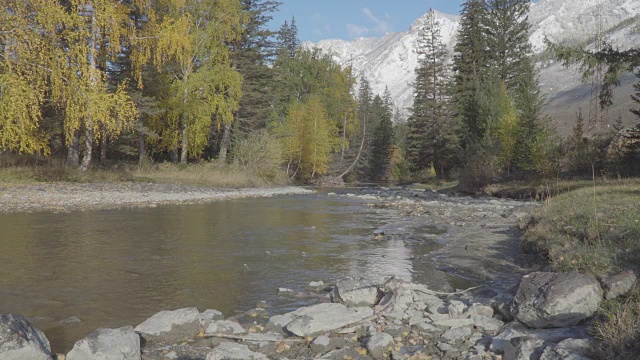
<box><xmin>277</xmin><ymin>96</ymin><xmax>338</xmax><ymax>179</ymax></box>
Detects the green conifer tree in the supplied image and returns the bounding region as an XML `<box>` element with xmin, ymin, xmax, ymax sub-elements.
<box><xmin>452</xmin><ymin>0</ymin><xmax>490</xmax><ymax>145</ymax></box>
<box><xmin>407</xmin><ymin>9</ymin><xmax>458</xmax><ymax>179</ymax></box>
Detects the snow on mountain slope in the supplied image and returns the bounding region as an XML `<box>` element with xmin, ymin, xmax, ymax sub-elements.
<box><xmin>305</xmin><ymin>0</ymin><xmax>640</xmax><ymax>130</ymax></box>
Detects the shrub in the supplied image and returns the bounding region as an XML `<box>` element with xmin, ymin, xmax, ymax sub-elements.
<box><xmin>232</xmin><ymin>130</ymin><xmax>283</xmax><ymax>181</ymax></box>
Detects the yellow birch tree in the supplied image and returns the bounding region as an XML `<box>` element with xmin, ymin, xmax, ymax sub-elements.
<box><xmin>146</xmin><ymin>0</ymin><xmax>245</xmax><ymax>163</ymax></box>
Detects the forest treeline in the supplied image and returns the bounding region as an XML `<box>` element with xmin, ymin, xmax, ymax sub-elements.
<box><xmin>1</xmin><ymin>0</ymin><xmax>639</xmax><ymax>188</ymax></box>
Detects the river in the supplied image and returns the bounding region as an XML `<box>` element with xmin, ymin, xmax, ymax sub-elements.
<box><xmin>0</xmin><ymin>189</ymin><xmax>478</xmax><ymax>353</ymax></box>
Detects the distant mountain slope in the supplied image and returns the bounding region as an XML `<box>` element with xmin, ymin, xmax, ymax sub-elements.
<box><xmin>305</xmin><ymin>0</ymin><xmax>640</xmax><ymax>134</ymax></box>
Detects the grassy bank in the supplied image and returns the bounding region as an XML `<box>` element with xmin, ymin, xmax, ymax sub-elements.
<box><xmin>522</xmin><ymin>179</ymin><xmax>640</xmax><ymax>359</ymax></box>
<box><xmin>0</xmin><ymin>162</ymin><xmax>289</xmax><ymax>188</ymax></box>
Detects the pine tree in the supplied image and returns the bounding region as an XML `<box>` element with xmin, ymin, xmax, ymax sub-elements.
<box><xmin>407</xmin><ymin>9</ymin><xmax>458</xmax><ymax>179</ymax></box>
<box><xmin>632</xmin><ymin>72</ymin><xmax>640</xmax><ymax>120</ymax></box>
<box><xmin>452</xmin><ymin>0</ymin><xmax>490</xmax><ymax>145</ymax></box>
<box><xmin>219</xmin><ymin>0</ymin><xmax>281</xmax><ymax>165</ymax></box>
<box><xmin>485</xmin><ymin>0</ymin><xmax>550</xmax><ymax>174</ymax></box>
<box><xmin>368</xmin><ymin>88</ymin><xmax>395</xmax><ymax>182</ymax></box>
<box><xmin>484</xmin><ymin>0</ymin><xmax>532</xmax><ymax>88</ymax></box>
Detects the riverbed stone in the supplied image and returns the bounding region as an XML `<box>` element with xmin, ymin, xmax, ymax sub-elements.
<box><xmin>306</xmin><ymin>281</ymin><xmax>327</xmax><ymax>292</ymax></box>
<box><xmin>0</xmin><ymin>314</ymin><xmax>52</xmax><ymax>360</ymax></box>
<box><xmin>335</xmin><ymin>277</ymin><xmax>382</xmax><ymax>307</ymax></box>
<box><xmin>284</xmin><ymin>303</ymin><xmax>374</xmax><ymax>337</ymax></box>
<box><xmin>206</xmin><ymin>342</ymin><xmax>267</xmax><ymax>360</ymax></box>
<box><xmin>366</xmin><ymin>332</ymin><xmax>394</xmax><ymax>359</ymax></box>
<box><xmin>448</xmin><ymin>300</ymin><xmax>467</xmax><ymax>316</ymax></box>
<box><xmin>432</xmin><ymin>318</ymin><xmax>474</xmax><ymax>330</ymax></box>
<box><xmin>467</xmin><ymin>304</ymin><xmax>494</xmax><ymax>318</ymax></box>
<box><xmin>134</xmin><ymin>307</ymin><xmax>201</xmax><ymax>343</ymax></box>
<box><xmin>442</xmin><ymin>326</ymin><xmax>473</xmax><ymax>342</ymax></box>
<box><xmin>490</xmin><ymin>322</ymin><xmax>589</xmax><ymax>354</ymax></box>
<box><xmin>512</xmin><ymin>272</ymin><xmax>603</xmax><ymax>328</ymax></box>
<box><xmin>539</xmin><ymin>338</ymin><xmax>592</xmax><ymax>360</ymax></box>
<box><xmin>205</xmin><ymin>320</ymin><xmax>246</xmax><ymax>335</ymax></box>
<box><xmin>504</xmin><ymin>336</ymin><xmax>545</xmax><ymax>360</ymax></box>
<box><xmin>66</xmin><ymin>326</ymin><xmax>140</xmax><ymax>360</ymax></box>
<box><xmin>491</xmin><ymin>293</ymin><xmax>514</xmax><ymax>322</ymax></box>
<box><xmin>199</xmin><ymin>309</ymin><xmax>224</xmax><ymax>323</ymax></box>
<box><xmin>600</xmin><ymin>270</ymin><xmax>637</xmax><ymax>300</ymax></box>
<box><xmin>470</xmin><ymin>315</ymin><xmax>504</xmax><ymax>332</ymax></box>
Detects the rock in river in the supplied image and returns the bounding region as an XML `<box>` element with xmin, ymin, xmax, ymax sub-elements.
<box><xmin>335</xmin><ymin>277</ymin><xmax>382</xmax><ymax>307</ymax></box>
<box><xmin>0</xmin><ymin>314</ymin><xmax>52</xmax><ymax>360</ymax></box>
<box><xmin>366</xmin><ymin>332</ymin><xmax>394</xmax><ymax>359</ymax></box>
<box><xmin>512</xmin><ymin>272</ymin><xmax>602</xmax><ymax>328</ymax></box>
<box><xmin>134</xmin><ymin>307</ymin><xmax>201</xmax><ymax>343</ymax></box>
<box><xmin>284</xmin><ymin>303</ymin><xmax>374</xmax><ymax>337</ymax></box>
<box><xmin>66</xmin><ymin>326</ymin><xmax>140</xmax><ymax>360</ymax></box>
<box><xmin>206</xmin><ymin>342</ymin><xmax>267</xmax><ymax>360</ymax></box>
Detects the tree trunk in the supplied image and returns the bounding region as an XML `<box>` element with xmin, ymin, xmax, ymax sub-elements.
<box><xmin>180</xmin><ymin>124</ymin><xmax>188</xmax><ymax>164</ymax></box>
<box><xmin>341</xmin><ymin>113</ymin><xmax>347</xmax><ymax>162</ymax></box>
<box><xmin>138</xmin><ymin>131</ymin><xmax>146</xmax><ymax>165</ymax></box>
<box><xmin>66</xmin><ymin>131</ymin><xmax>80</xmax><ymax>168</ymax></box>
<box><xmin>80</xmin><ymin>125</ymin><xmax>94</xmax><ymax>171</ymax></box>
<box><xmin>339</xmin><ymin>112</ymin><xmax>367</xmax><ymax>178</ymax></box>
<box><xmin>81</xmin><ymin>9</ymin><xmax>99</xmax><ymax>172</ymax></box>
<box><xmin>217</xmin><ymin>121</ymin><xmax>232</xmax><ymax>167</ymax></box>
<box><xmin>100</xmin><ymin>134</ymin><xmax>107</xmax><ymax>162</ymax></box>
<box><xmin>170</xmin><ymin>149</ymin><xmax>179</xmax><ymax>163</ymax></box>
<box><xmin>180</xmin><ymin>84</ymin><xmax>189</xmax><ymax>164</ymax></box>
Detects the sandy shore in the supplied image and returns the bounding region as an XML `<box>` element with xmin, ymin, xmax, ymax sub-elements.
<box><xmin>0</xmin><ymin>182</ymin><xmax>313</xmax><ymax>213</ymax></box>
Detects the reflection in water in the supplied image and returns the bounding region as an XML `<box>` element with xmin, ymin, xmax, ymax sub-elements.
<box><xmin>0</xmin><ymin>191</ymin><xmax>470</xmax><ymax>353</ymax></box>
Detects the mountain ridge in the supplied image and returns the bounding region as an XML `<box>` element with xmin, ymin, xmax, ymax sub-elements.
<box><xmin>304</xmin><ymin>0</ymin><xmax>640</xmax><ymax>135</ymax></box>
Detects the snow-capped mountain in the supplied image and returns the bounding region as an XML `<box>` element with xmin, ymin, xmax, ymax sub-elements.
<box><xmin>305</xmin><ymin>0</ymin><xmax>640</xmax><ymax>134</ymax></box>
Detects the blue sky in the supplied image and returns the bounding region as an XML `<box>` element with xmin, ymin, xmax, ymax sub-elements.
<box><xmin>270</xmin><ymin>1</ymin><xmax>468</xmax><ymax>42</ymax></box>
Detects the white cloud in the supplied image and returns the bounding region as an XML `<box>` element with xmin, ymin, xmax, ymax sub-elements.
<box><xmin>346</xmin><ymin>23</ymin><xmax>370</xmax><ymax>38</ymax></box>
<box><xmin>362</xmin><ymin>7</ymin><xmax>392</xmax><ymax>34</ymax></box>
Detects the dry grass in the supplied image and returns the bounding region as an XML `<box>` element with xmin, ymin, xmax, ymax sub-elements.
<box><xmin>521</xmin><ymin>178</ymin><xmax>640</xmax><ymax>359</ymax></box>
<box><xmin>0</xmin><ymin>162</ymin><xmax>289</xmax><ymax>188</ymax></box>
<box><xmin>592</xmin><ymin>287</ymin><xmax>640</xmax><ymax>360</ymax></box>
<box><xmin>523</xmin><ymin>178</ymin><xmax>640</xmax><ymax>275</ymax></box>
<box><xmin>132</xmin><ymin>162</ymin><xmax>288</xmax><ymax>188</ymax></box>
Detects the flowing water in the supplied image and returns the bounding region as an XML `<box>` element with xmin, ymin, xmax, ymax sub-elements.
<box><xmin>0</xmin><ymin>189</ymin><xmax>472</xmax><ymax>353</ymax></box>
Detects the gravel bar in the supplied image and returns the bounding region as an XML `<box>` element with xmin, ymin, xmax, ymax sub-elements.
<box><xmin>0</xmin><ymin>183</ymin><xmax>313</xmax><ymax>213</ymax></box>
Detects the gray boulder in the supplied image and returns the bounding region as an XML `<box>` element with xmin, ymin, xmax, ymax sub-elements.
<box><xmin>441</xmin><ymin>326</ymin><xmax>472</xmax><ymax>342</ymax></box>
<box><xmin>284</xmin><ymin>303</ymin><xmax>374</xmax><ymax>337</ymax></box>
<box><xmin>504</xmin><ymin>336</ymin><xmax>545</xmax><ymax>360</ymax></box>
<box><xmin>470</xmin><ymin>315</ymin><xmax>504</xmax><ymax>332</ymax></box>
<box><xmin>205</xmin><ymin>342</ymin><xmax>267</xmax><ymax>360</ymax></box>
<box><xmin>512</xmin><ymin>272</ymin><xmax>602</xmax><ymax>328</ymax></box>
<box><xmin>490</xmin><ymin>322</ymin><xmax>589</xmax><ymax>354</ymax></box>
<box><xmin>600</xmin><ymin>270</ymin><xmax>637</xmax><ymax>300</ymax></box>
<box><xmin>335</xmin><ymin>278</ymin><xmax>381</xmax><ymax>307</ymax></box>
<box><xmin>66</xmin><ymin>326</ymin><xmax>140</xmax><ymax>360</ymax></box>
<box><xmin>134</xmin><ymin>307</ymin><xmax>201</xmax><ymax>343</ymax></box>
<box><xmin>539</xmin><ymin>338</ymin><xmax>592</xmax><ymax>360</ymax></box>
<box><xmin>205</xmin><ymin>320</ymin><xmax>246</xmax><ymax>335</ymax></box>
<box><xmin>491</xmin><ymin>293</ymin><xmax>514</xmax><ymax>322</ymax></box>
<box><xmin>366</xmin><ymin>332</ymin><xmax>394</xmax><ymax>359</ymax></box>
<box><xmin>0</xmin><ymin>314</ymin><xmax>52</xmax><ymax>360</ymax></box>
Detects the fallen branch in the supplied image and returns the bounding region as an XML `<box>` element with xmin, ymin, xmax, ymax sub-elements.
<box><xmin>413</xmin><ymin>285</ymin><xmax>484</xmax><ymax>296</ymax></box>
<box><xmin>201</xmin><ymin>333</ymin><xmax>306</xmax><ymax>343</ymax></box>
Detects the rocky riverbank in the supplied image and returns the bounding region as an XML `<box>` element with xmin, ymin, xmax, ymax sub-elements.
<box><xmin>2</xmin><ymin>269</ymin><xmax>636</xmax><ymax>360</ymax></box>
<box><xmin>2</xmin><ymin>186</ymin><xmax>634</xmax><ymax>359</ymax></box>
<box><xmin>0</xmin><ymin>183</ymin><xmax>312</xmax><ymax>213</ymax></box>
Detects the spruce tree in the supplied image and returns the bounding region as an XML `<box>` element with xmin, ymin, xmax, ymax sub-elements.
<box><xmin>452</xmin><ymin>0</ymin><xmax>490</xmax><ymax>145</ymax></box>
<box><xmin>407</xmin><ymin>9</ymin><xmax>458</xmax><ymax>179</ymax></box>
<box><xmin>219</xmin><ymin>0</ymin><xmax>281</xmax><ymax>165</ymax></box>
<box><xmin>485</xmin><ymin>0</ymin><xmax>550</xmax><ymax>174</ymax></box>
<box><xmin>368</xmin><ymin>88</ymin><xmax>395</xmax><ymax>182</ymax></box>
<box><xmin>632</xmin><ymin>72</ymin><xmax>640</xmax><ymax>120</ymax></box>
